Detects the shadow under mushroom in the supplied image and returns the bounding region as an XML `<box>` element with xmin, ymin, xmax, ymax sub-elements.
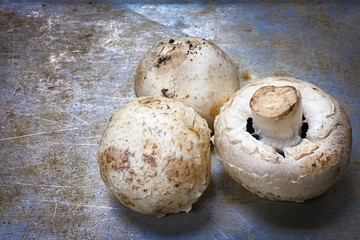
<box><xmin>216</xmin><ymin>166</ymin><xmax>356</xmax><ymax>230</ymax></box>
<box><xmin>111</xmin><ymin>180</ymin><xmax>216</xmax><ymax>237</ymax></box>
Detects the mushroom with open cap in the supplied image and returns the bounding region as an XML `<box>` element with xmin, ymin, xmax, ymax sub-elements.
<box><xmin>213</xmin><ymin>77</ymin><xmax>352</xmax><ymax>202</ymax></box>
<box><xmin>135</xmin><ymin>36</ymin><xmax>239</xmax><ymax>130</ymax></box>
<box><xmin>97</xmin><ymin>96</ymin><xmax>211</xmax><ymax>217</ymax></box>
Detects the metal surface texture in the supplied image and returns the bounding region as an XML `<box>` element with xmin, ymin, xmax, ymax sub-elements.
<box><xmin>0</xmin><ymin>1</ymin><xmax>359</xmax><ymax>239</ymax></box>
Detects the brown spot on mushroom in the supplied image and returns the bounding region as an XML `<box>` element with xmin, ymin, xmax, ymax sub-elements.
<box><xmin>103</xmin><ymin>147</ymin><xmax>134</xmax><ymax>171</ymax></box>
<box><xmin>317</xmin><ymin>153</ymin><xmax>332</xmax><ymax>168</ymax></box>
<box><xmin>186</xmin><ymin>140</ymin><xmax>194</xmax><ymax>152</ymax></box>
<box><xmin>189</xmin><ymin>128</ymin><xmax>200</xmax><ymax>140</ymax></box>
<box><xmin>164</xmin><ymin>156</ymin><xmax>196</xmax><ymax>186</ymax></box>
<box><xmin>161</xmin><ymin>88</ymin><xmax>176</xmax><ymax>98</ymax></box>
<box><xmin>143</xmin><ymin>154</ymin><xmax>157</xmax><ymax>168</ymax></box>
<box><xmin>138</xmin><ymin>97</ymin><xmax>161</xmax><ymax>105</ymax></box>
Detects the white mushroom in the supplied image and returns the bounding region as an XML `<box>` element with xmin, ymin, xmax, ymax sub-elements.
<box><xmin>213</xmin><ymin>77</ymin><xmax>352</xmax><ymax>202</ymax></box>
<box><xmin>135</xmin><ymin>36</ymin><xmax>239</xmax><ymax>130</ymax></box>
<box><xmin>97</xmin><ymin>96</ymin><xmax>211</xmax><ymax>217</ymax></box>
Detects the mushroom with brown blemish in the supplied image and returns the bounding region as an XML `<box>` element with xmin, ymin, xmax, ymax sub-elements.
<box><xmin>213</xmin><ymin>77</ymin><xmax>352</xmax><ymax>202</ymax></box>
<box><xmin>97</xmin><ymin>96</ymin><xmax>211</xmax><ymax>217</ymax></box>
<box><xmin>135</xmin><ymin>36</ymin><xmax>240</xmax><ymax>130</ymax></box>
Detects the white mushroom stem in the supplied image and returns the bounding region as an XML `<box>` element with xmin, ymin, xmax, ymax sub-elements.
<box><xmin>250</xmin><ymin>86</ymin><xmax>302</xmax><ymax>150</ymax></box>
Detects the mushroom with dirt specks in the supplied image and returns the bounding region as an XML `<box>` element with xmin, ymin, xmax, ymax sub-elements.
<box><xmin>213</xmin><ymin>77</ymin><xmax>352</xmax><ymax>202</ymax></box>
<box><xmin>135</xmin><ymin>36</ymin><xmax>239</xmax><ymax>130</ymax></box>
<box><xmin>97</xmin><ymin>96</ymin><xmax>211</xmax><ymax>217</ymax></box>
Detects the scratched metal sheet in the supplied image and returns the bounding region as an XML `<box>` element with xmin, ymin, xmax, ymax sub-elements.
<box><xmin>0</xmin><ymin>1</ymin><xmax>359</xmax><ymax>239</ymax></box>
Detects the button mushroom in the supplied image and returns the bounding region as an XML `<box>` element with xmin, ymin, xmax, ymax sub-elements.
<box><xmin>213</xmin><ymin>77</ymin><xmax>352</xmax><ymax>202</ymax></box>
<box><xmin>135</xmin><ymin>36</ymin><xmax>240</xmax><ymax>130</ymax></box>
<box><xmin>97</xmin><ymin>96</ymin><xmax>211</xmax><ymax>217</ymax></box>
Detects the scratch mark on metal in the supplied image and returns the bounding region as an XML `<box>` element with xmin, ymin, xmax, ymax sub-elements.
<box><xmin>50</xmin><ymin>142</ymin><xmax>97</xmax><ymax>146</ymax></box>
<box><xmin>208</xmin><ymin>230</ymin><xmax>217</xmax><ymax>240</ymax></box>
<box><xmin>40</xmin><ymin>200</ymin><xmax>126</xmax><ymax>210</ymax></box>
<box><xmin>34</xmin><ymin>117</ymin><xmax>60</xmax><ymax>124</ymax></box>
<box><xmin>52</xmin><ymin>189</ymin><xmax>61</xmax><ymax>223</ymax></box>
<box><xmin>38</xmin><ymin>101</ymin><xmax>91</xmax><ymax>126</ymax></box>
<box><xmin>216</xmin><ymin>227</ymin><xmax>228</xmax><ymax>239</ymax></box>
<box><xmin>0</xmin><ymin>127</ymin><xmax>78</xmax><ymax>142</ymax></box>
<box><xmin>235</xmin><ymin>213</ymin><xmax>254</xmax><ymax>232</ymax></box>
<box><xmin>92</xmin><ymin>95</ymin><xmax>134</xmax><ymax>100</ymax></box>
<box><xmin>96</xmin><ymin>217</ymin><xmax>120</xmax><ymax>222</ymax></box>
<box><xmin>64</xmin><ymin>111</ymin><xmax>91</xmax><ymax>126</ymax></box>
<box><xmin>13</xmin><ymin>182</ymin><xmax>74</xmax><ymax>188</ymax></box>
<box><xmin>53</xmin><ymin>196</ymin><xmax>58</xmax><ymax>222</ymax></box>
<box><xmin>91</xmin><ymin>210</ymin><xmax>113</xmax><ymax>228</ymax></box>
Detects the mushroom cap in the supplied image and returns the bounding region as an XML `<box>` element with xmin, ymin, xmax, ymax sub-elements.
<box><xmin>213</xmin><ymin>77</ymin><xmax>352</xmax><ymax>202</ymax></box>
<box><xmin>97</xmin><ymin>96</ymin><xmax>211</xmax><ymax>217</ymax></box>
<box><xmin>135</xmin><ymin>36</ymin><xmax>239</xmax><ymax>130</ymax></box>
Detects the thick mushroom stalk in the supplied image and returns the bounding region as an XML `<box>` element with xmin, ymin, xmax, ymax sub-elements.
<box><xmin>250</xmin><ymin>86</ymin><xmax>302</xmax><ymax>150</ymax></box>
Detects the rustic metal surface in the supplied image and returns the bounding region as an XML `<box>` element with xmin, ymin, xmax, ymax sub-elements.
<box><xmin>1</xmin><ymin>1</ymin><xmax>359</xmax><ymax>239</ymax></box>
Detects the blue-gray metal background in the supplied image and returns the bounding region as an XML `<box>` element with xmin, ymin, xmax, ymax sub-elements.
<box><xmin>0</xmin><ymin>1</ymin><xmax>359</xmax><ymax>239</ymax></box>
